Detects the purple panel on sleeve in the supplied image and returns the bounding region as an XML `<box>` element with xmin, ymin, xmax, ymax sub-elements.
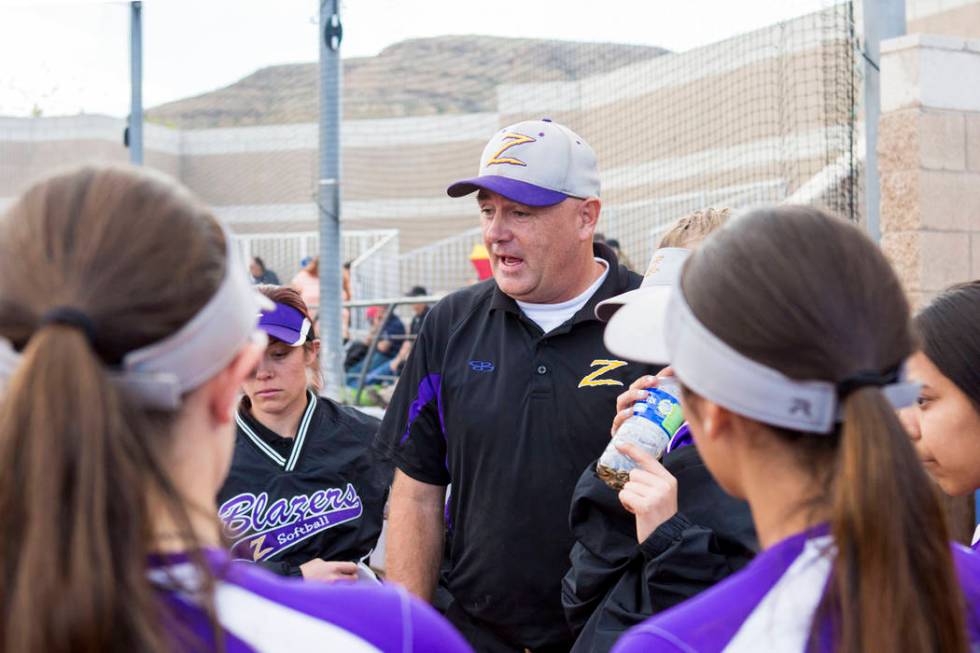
<box><xmin>612</xmin><ymin>527</ymin><xmax>819</xmax><ymax>653</ymax></box>
<box><xmin>400</xmin><ymin>372</ymin><xmax>445</xmax><ymax>445</ymax></box>
<box><xmin>150</xmin><ymin>548</ymin><xmax>473</xmax><ymax>653</ymax></box>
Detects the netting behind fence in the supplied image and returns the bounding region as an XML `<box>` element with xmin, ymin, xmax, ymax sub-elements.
<box><xmin>1</xmin><ymin>1</ymin><xmax>861</xmax><ymax>311</ymax></box>
<box><xmin>341</xmin><ymin>3</ymin><xmax>861</xmax><ymax>284</ymax></box>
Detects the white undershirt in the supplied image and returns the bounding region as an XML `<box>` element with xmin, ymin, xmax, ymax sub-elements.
<box><xmin>516</xmin><ymin>258</ymin><xmax>609</xmax><ymax>333</ymax></box>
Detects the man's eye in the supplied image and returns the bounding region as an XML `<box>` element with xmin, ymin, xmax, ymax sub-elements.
<box><xmin>514</xmin><ymin>211</ymin><xmax>530</xmax><ymax>218</ymax></box>
<box><xmin>917</xmin><ymin>396</ymin><xmax>932</xmax><ymax>407</ymax></box>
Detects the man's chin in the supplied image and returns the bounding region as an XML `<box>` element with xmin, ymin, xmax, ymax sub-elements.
<box><xmin>493</xmin><ymin>275</ymin><xmax>534</xmax><ymax>301</ymax></box>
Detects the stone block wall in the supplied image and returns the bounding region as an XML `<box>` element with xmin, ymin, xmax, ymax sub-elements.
<box><xmin>879</xmin><ymin>34</ymin><xmax>980</xmax><ymax>310</ymax></box>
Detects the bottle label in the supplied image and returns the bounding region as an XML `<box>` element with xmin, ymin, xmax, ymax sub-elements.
<box><xmin>632</xmin><ymin>387</ymin><xmax>684</xmax><ymax>436</ymax></box>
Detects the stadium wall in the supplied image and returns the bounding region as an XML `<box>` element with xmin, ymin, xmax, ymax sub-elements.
<box><xmin>879</xmin><ymin>33</ymin><xmax>980</xmax><ymax>310</ymax></box>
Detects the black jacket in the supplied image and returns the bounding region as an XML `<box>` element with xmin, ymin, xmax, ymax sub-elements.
<box><xmin>563</xmin><ymin>444</ymin><xmax>757</xmax><ymax>653</ymax></box>
<box><xmin>217</xmin><ymin>393</ymin><xmax>391</xmax><ymax>577</ymax></box>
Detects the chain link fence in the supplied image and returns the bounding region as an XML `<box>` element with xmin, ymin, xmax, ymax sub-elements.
<box><xmin>1</xmin><ymin>0</ymin><xmax>874</xmax><ymax>327</ymax></box>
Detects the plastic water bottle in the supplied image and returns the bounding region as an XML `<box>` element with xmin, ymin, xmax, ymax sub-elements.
<box><xmin>596</xmin><ymin>379</ymin><xmax>683</xmax><ymax>490</ymax></box>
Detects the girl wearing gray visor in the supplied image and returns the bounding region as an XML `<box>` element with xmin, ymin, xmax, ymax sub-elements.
<box><xmin>0</xmin><ymin>166</ymin><xmax>470</xmax><ymax>653</ymax></box>
<box><xmin>217</xmin><ymin>286</ymin><xmax>389</xmax><ymax>582</ymax></box>
<box><xmin>607</xmin><ymin>206</ymin><xmax>980</xmax><ymax>653</ymax></box>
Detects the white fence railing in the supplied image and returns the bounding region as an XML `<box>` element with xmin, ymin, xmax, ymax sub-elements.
<box><xmin>231</xmin><ymin>229</ymin><xmax>398</xmax><ymax>287</ymax></box>
<box><xmin>232</xmin><ymin>177</ymin><xmax>789</xmax><ymax>330</ymax></box>
<box><xmin>398</xmin><ymin>226</ymin><xmax>484</xmax><ymax>296</ymax></box>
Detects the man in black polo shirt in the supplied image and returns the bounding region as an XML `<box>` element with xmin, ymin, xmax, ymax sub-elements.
<box><xmin>376</xmin><ymin>119</ymin><xmax>653</xmax><ymax>652</ymax></box>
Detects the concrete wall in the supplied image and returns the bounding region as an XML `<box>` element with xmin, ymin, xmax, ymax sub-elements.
<box><xmin>879</xmin><ymin>33</ymin><xmax>980</xmax><ymax>309</ymax></box>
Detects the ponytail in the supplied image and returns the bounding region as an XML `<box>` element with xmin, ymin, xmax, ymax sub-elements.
<box><xmin>0</xmin><ymin>326</ymin><xmax>178</xmax><ymax>651</ymax></box>
<box><xmin>819</xmin><ymin>386</ymin><xmax>968</xmax><ymax>653</ymax></box>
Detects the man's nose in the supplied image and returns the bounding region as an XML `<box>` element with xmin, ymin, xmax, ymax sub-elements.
<box><xmin>484</xmin><ymin>211</ymin><xmax>510</xmax><ymax>243</ymax></box>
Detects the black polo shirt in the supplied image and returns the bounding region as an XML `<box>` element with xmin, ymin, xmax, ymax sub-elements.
<box><xmin>376</xmin><ymin>244</ymin><xmax>657</xmax><ymax>649</ymax></box>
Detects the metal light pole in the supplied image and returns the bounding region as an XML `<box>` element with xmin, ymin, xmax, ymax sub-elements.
<box><xmin>318</xmin><ymin>0</ymin><xmax>345</xmax><ymax>399</ymax></box>
<box><xmin>862</xmin><ymin>0</ymin><xmax>905</xmax><ymax>241</ymax></box>
<box><xmin>129</xmin><ymin>1</ymin><xmax>143</xmax><ymax>165</ymax></box>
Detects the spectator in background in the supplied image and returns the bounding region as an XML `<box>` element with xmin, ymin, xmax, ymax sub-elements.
<box><xmin>346</xmin><ymin>305</ymin><xmax>405</xmax><ymax>388</ymax></box>
<box><xmin>291</xmin><ymin>256</ymin><xmax>320</xmax><ymax>314</ymax></box>
<box><xmin>381</xmin><ymin>286</ymin><xmax>430</xmax><ymax>381</ymax></box>
<box><xmin>249</xmin><ymin>256</ymin><xmax>280</xmax><ymax>285</ymax></box>
<box><xmin>342</xmin><ymin>260</ymin><xmax>353</xmax><ymax>342</ymax></box>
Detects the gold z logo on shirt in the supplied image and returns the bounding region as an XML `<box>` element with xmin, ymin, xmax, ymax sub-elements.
<box><xmin>578</xmin><ymin>359</ymin><xmax>628</xmax><ymax>388</ymax></box>
<box><xmin>486</xmin><ymin>132</ymin><xmax>536</xmax><ymax>166</ymax></box>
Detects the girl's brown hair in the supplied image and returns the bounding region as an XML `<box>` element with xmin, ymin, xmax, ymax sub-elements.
<box><xmin>681</xmin><ymin>206</ymin><xmax>969</xmax><ymax>653</ymax></box>
<box><xmin>915</xmin><ymin>280</ymin><xmax>980</xmax><ymax>412</ymax></box>
<box><xmin>0</xmin><ymin>166</ymin><xmax>228</xmax><ymax>652</ymax></box>
<box><xmin>658</xmin><ymin>207</ymin><xmax>732</xmax><ymax>248</ymax></box>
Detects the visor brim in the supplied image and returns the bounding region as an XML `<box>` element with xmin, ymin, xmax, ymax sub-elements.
<box><xmin>603</xmin><ymin>287</ymin><xmax>672</xmax><ymax>365</ymax></box>
<box><xmin>447</xmin><ymin>176</ymin><xmax>568</xmax><ymax>207</ymax></box>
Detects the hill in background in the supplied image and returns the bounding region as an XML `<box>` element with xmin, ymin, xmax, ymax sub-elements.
<box><xmin>147</xmin><ymin>35</ymin><xmax>668</xmax><ymax>128</ymax></box>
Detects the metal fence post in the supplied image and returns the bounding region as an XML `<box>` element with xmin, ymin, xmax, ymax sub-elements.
<box><xmin>318</xmin><ymin>0</ymin><xmax>345</xmax><ymax>400</ymax></box>
<box><xmin>862</xmin><ymin>0</ymin><xmax>906</xmax><ymax>241</ymax></box>
<box><xmin>129</xmin><ymin>1</ymin><xmax>143</xmax><ymax>165</ymax></box>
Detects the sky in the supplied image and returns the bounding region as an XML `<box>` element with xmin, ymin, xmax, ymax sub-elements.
<box><xmin>0</xmin><ymin>0</ymin><xmax>829</xmax><ymax>117</ymax></box>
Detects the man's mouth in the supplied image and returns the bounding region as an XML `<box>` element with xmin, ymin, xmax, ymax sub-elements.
<box><xmin>497</xmin><ymin>255</ymin><xmax>524</xmax><ymax>268</ymax></box>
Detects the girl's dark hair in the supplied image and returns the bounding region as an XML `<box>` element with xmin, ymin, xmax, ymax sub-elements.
<box><xmin>252</xmin><ymin>256</ymin><xmax>266</xmax><ymax>272</ymax></box>
<box><xmin>0</xmin><ymin>166</ymin><xmax>227</xmax><ymax>652</ymax></box>
<box><xmin>915</xmin><ymin>280</ymin><xmax>980</xmax><ymax>412</ymax></box>
<box><xmin>681</xmin><ymin>205</ymin><xmax>968</xmax><ymax>653</ymax></box>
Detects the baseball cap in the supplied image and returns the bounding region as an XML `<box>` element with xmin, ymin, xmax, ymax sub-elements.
<box><xmin>259</xmin><ymin>302</ymin><xmax>312</xmax><ymax>347</ymax></box>
<box><xmin>598</xmin><ymin>247</ymin><xmax>690</xmax><ymax>363</ymax></box>
<box><xmin>447</xmin><ymin>118</ymin><xmax>600</xmax><ymax>207</ymax></box>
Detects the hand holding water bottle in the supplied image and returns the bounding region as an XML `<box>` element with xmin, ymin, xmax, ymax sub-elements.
<box><xmin>616</xmin><ymin>441</ymin><xmax>678</xmax><ymax>544</ymax></box>
<box><xmin>597</xmin><ymin>368</ymin><xmax>683</xmax><ymax>490</ymax></box>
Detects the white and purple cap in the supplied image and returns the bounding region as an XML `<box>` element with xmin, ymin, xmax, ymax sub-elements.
<box><xmin>447</xmin><ymin>118</ymin><xmax>600</xmax><ymax>207</ymax></box>
<box><xmin>259</xmin><ymin>302</ymin><xmax>312</xmax><ymax>347</ymax></box>
<box><xmin>597</xmin><ymin>246</ymin><xmax>689</xmax><ymax>363</ymax></box>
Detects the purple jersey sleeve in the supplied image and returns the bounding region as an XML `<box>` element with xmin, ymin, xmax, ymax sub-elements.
<box><xmin>153</xmin><ymin>550</ymin><xmax>473</xmax><ymax>653</ymax></box>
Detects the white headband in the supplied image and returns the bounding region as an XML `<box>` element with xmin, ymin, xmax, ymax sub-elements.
<box><xmin>605</xmin><ymin>279</ymin><xmax>920</xmax><ymax>434</ymax></box>
<box><xmin>0</xmin><ymin>230</ymin><xmax>272</xmax><ymax>410</ymax></box>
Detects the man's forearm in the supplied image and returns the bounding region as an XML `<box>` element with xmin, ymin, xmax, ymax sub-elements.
<box><xmin>385</xmin><ymin>471</ymin><xmax>446</xmax><ymax>601</ymax></box>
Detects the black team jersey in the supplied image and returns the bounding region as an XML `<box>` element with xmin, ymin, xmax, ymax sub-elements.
<box><xmin>376</xmin><ymin>244</ymin><xmax>657</xmax><ymax>650</ymax></box>
<box><xmin>218</xmin><ymin>391</ymin><xmax>391</xmax><ymax>577</ymax></box>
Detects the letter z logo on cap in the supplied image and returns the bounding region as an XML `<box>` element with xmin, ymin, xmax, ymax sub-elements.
<box><xmin>486</xmin><ymin>132</ymin><xmax>536</xmax><ymax>167</ymax></box>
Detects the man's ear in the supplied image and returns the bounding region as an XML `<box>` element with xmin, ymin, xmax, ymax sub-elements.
<box><xmin>207</xmin><ymin>341</ymin><xmax>265</xmax><ymax>425</ymax></box>
<box><xmin>577</xmin><ymin>197</ymin><xmax>601</xmax><ymax>239</ymax></box>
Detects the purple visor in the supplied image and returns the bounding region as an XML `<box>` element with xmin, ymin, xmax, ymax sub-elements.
<box><xmin>447</xmin><ymin>175</ymin><xmax>569</xmax><ymax>207</ymax></box>
<box><xmin>258</xmin><ymin>302</ymin><xmax>311</xmax><ymax>347</ymax></box>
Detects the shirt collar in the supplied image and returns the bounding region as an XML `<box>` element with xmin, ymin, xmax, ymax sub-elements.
<box><xmin>236</xmin><ymin>390</ymin><xmax>318</xmax><ymax>471</ymax></box>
